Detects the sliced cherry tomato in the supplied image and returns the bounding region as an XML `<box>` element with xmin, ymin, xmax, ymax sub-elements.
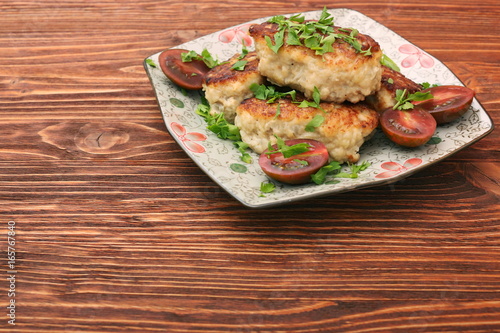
<box><xmin>259</xmin><ymin>139</ymin><xmax>329</xmax><ymax>185</ymax></box>
<box><xmin>380</xmin><ymin>107</ymin><xmax>437</xmax><ymax>147</ymax></box>
<box><xmin>413</xmin><ymin>85</ymin><xmax>475</xmax><ymax>124</ymax></box>
<box><xmin>158</xmin><ymin>48</ymin><xmax>210</xmax><ymax>90</ymax></box>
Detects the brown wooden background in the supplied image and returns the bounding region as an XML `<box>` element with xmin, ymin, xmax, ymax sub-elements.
<box><xmin>0</xmin><ymin>0</ymin><xmax>499</xmax><ymax>332</ymax></box>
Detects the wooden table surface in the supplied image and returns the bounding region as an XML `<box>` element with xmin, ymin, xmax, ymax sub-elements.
<box><xmin>1</xmin><ymin>0</ymin><xmax>499</xmax><ymax>332</ymax></box>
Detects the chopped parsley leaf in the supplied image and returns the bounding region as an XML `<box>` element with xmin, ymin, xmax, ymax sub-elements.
<box><xmin>231</xmin><ymin>60</ymin><xmax>248</xmax><ymax>71</ymax></box>
<box><xmin>238</xmin><ymin>43</ymin><xmax>249</xmax><ymax>59</ymax></box>
<box><xmin>260</xmin><ymin>181</ymin><xmax>276</xmax><ymax>196</ymax></box>
<box><xmin>250</xmin><ymin>83</ymin><xmax>296</xmax><ymax>103</ymax></box>
<box><xmin>266</xmin><ymin>7</ymin><xmax>371</xmax><ymax>56</ymax></box>
<box><xmin>195</xmin><ymin>97</ymin><xmax>252</xmax><ymax>163</ymax></box>
<box><xmin>393</xmin><ymin>89</ymin><xmax>434</xmax><ymax>110</ymax></box>
<box><xmin>265</xmin><ymin>28</ymin><xmax>285</xmax><ymax>53</ymax></box>
<box><xmin>332</xmin><ymin>161</ymin><xmax>371</xmax><ymax>179</ymax></box>
<box><xmin>421</xmin><ymin>82</ymin><xmax>440</xmax><ymax>89</ymax></box>
<box><xmin>297</xmin><ymin>86</ymin><xmax>323</xmax><ymax>110</ymax></box>
<box><xmin>181</xmin><ymin>49</ymin><xmax>224</xmax><ymax>68</ymax></box>
<box><xmin>145</xmin><ymin>58</ymin><xmax>156</xmax><ymax>68</ymax></box>
<box><xmin>380</xmin><ymin>54</ymin><xmax>400</xmax><ymax>72</ymax></box>
<box><xmin>250</xmin><ymin>84</ymin><xmax>325</xmax><ymax>121</ymax></box>
<box><xmin>311</xmin><ymin>161</ymin><xmax>341</xmax><ymax>185</ymax></box>
<box><xmin>266</xmin><ymin>136</ymin><xmax>312</xmax><ymax>158</ymax></box>
<box><xmin>274</xmin><ymin>104</ymin><xmax>281</xmax><ymax>119</ymax></box>
<box><xmin>311</xmin><ymin>161</ymin><xmax>371</xmax><ymax>184</ymax></box>
<box><xmin>305</xmin><ymin>114</ymin><xmax>325</xmax><ymax>132</ymax></box>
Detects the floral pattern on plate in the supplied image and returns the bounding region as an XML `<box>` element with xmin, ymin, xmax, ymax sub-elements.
<box><xmin>144</xmin><ymin>8</ymin><xmax>494</xmax><ymax>208</ymax></box>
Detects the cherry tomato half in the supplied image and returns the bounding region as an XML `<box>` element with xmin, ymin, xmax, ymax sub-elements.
<box><xmin>380</xmin><ymin>107</ymin><xmax>437</xmax><ymax>147</ymax></box>
<box><xmin>258</xmin><ymin>139</ymin><xmax>329</xmax><ymax>185</ymax></box>
<box><xmin>413</xmin><ymin>85</ymin><xmax>475</xmax><ymax>124</ymax></box>
<box><xmin>158</xmin><ymin>48</ymin><xmax>210</xmax><ymax>90</ymax></box>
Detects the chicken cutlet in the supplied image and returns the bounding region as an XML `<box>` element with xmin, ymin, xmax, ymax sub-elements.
<box><xmin>249</xmin><ymin>21</ymin><xmax>383</xmax><ymax>104</ymax></box>
<box><xmin>366</xmin><ymin>65</ymin><xmax>423</xmax><ymax>112</ymax></box>
<box><xmin>202</xmin><ymin>51</ymin><xmax>264</xmax><ymax>123</ymax></box>
<box><xmin>234</xmin><ymin>96</ymin><xmax>379</xmax><ymax>163</ymax></box>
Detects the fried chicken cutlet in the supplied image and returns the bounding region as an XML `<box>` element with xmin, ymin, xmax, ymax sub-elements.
<box><xmin>366</xmin><ymin>65</ymin><xmax>423</xmax><ymax>112</ymax></box>
<box><xmin>202</xmin><ymin>51</ymin><xmax>264</xmax><ymax>123</ymax></box>
<box><xmin>234</xmin><ymin>96</ymin><xmax>379</xmax><ymax>163</ymax></box>
<box><xmin>249</xmin><ymin>21</ymin><xmax>383</xmax><ymax>104</ymax></box>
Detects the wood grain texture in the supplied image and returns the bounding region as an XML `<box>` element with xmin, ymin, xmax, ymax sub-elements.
<box><xmin>0</xmin><ymin>0</ymin><xmax>498</xmax><ymax>332</ymax></box>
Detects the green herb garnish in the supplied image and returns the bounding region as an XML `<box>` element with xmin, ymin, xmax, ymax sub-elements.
<box><xmin>250</xmin><ymin>83</ymin><xmax>297</xmax><ymax>103</ymax></box>
<box><xmin>231</xmin><ymin>60</ymin><xmax>248</xmax><ymax>71</ymax></box>
<box><xmin>380</xmin><ymin>54</ymin><xmax>400</xmax><ymax>72</ymax></box>
<box><xmin>260</xmin><ymin>181</ymin><xmax>276</xmax><ymax>196</ymax></box>
<box><xmin>311</xmin><ymin>161</ymin><xmax>342</xmax><ymax>184</ymax></box>
<box><xmin>294</xmin><ymin>159</ymin><xmax>309</xmax><ymax>166</ymax></box>
<box><xmin>266</xmin><ymin>7</ymin><xmax>371</xmax><ymax>56</ymax></box>
<box><xmin>421</xmin><ymin>82</ymin><xmax>440</xmax><ymax>89</ymax></box>
<box><xmin>393</xmin><ymin>89</ymin><xmax>434</xmax><ymax>110</ymax></box>
<box><xmin>238</xmin><ymin>42</ymin><xmax>249</xmax><ymax>59</ymax></box>
<box><xmin>265</xmin><ymin>28</ymin><xmax>285</xmax><ymax>53</ymax></box>
<box><xmin>145</xmin><ymin>58</ymin><xmax>156</xmax><ymax>68</ymax></box>
<box><xmin>181</xmin><ymin>50</ymin><xmax>202</xmax><ymax>62</ymax></box>
<box><xmin>332</xmin><ymin>161</ymin><xmax>371</xmax><ymax>179</ymax></box>
<box><xmin>338</xmin><ymin>28</ymin><xmax>372</xmax><ymax>55</ymax></box>
<box><xmin>426</xmin><ymin>137</ymin><xmax>442</xmax><ymax>145</ymax></box>
<box><xmin>234</xmin><ymin>141</ymin><xmax>252</xmax><ymax>163</ymax></box>
<box><xmin>181</xmin><ymin>49</ymin><xmax>224</xmax><ymax>68</ymax></box>
<box><xmin>311</xmin><ymin>161</ymin><xmax>371</xmax><ymax>184</ymax></box>
<box><xmin>266</xmin><ymin>136</ymin><xmax>312</xmax><ymax>158</ymax></box>
<box><xmin>274</xmin><ymin>104</ymin><xmax>281</xmax><ymax>119</ymax></box>
<box><xmin>297</xmin><ymin>86</ymin><xmax>323</xmax><ymax>111</ymax></box>
<box><xmin>250</xmin><ymin>84</ymin><xmax>325</xmax><ymax>122</ymax></box>
<box><xmin>305</xmin><ymin>114</ymin><xmax>325</xmax><ymax>132</ymax></box>
<box><xmin>195</xmin><ymin>97</ymin><xmax>251</xmax><ymax>163</ymax></box>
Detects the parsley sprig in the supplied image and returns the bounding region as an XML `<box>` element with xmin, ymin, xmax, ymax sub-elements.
<box><xmin>311</xmin><ymin>161</ymin><xmax>371</xmax><ymax>184</ymax></box>
<box><xmin>393</xmin><ymin>89</ymin><xmax>434</xmax><ymax>110</ymax></box>
<box><xmin>181</xmin><ymin>49</ymin><xmax>225</xmax><ymax>69</ymax></box>
<box><xmin>296</xmin><ymin>86</ymin><xmax>324</xmax><ymax>111</ymax></box>
<box><xmin>380</xmin><ymin>54</ymin><xmax>400</xmax><ymax>72</ymax></box>
<box><xmin>196</xmin><ymin>102</ymin><xmax>240</xmax><ymax>140</ymax></box>
<box><xmin>421</xmin><ymin>82</ymin><xmax>440</xmax><ymax>89</ymax></box>
<box><xmin>195</xmin><ymin>97</ymin><xmax>252</xmax><ymax>163</ymax></box>
<box><xmin>337</xmin><ymin>28</ymin><xmax>372</xmax><ymax>56</ymax></box>
<box><xmin>333</xmin><ymin>161</ymin><xmax>371</xmax><ymax>179</ymax></box>
<box><xmin>311</xmin><ymin>161</ymin><xmax>341</xmax><ymax>184</ymax></box>
<box><xmin>305</xmin><ymin>114</ymin><xmax>325</xmax><ymax>132</ymax></box>
<box><xmin>266</xmin><ymin>136</ymin><xmax>312</xmax><ymax>158</ymax></box>
<box><xmin>260</xmin><ymin>181</ymin><xmax>276</xmax><ymax>196</ymax></box>
<box><xmin>145</xmin><ymin>58</ymin><xmax>156</xmax><ymax>68</ymax></box>
<box><xmin>251</xmin><ymin>84</ymin><xmax>324</xmax><ymax>110</ymax></box>
<box><xmin>250</xmin><ymin>84</ymin><xmax>325</xmax><ymax>130</ymax></box>
<box><xmin>230</xmin><ymin>60</ymin><xmax>248</xmax><ymax>71</ymax></box>
<box><xmin>250</xmin><ymin>83</ymin><xmax>297</xmax><ymax>103</ymax></box>
<box><xmin>266</xmin><ymin>7</ymin><xmax>371</xmax><ymax>56</ymax></box>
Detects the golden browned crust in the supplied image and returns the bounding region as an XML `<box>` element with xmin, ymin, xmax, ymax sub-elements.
<box><xmin>380</xmin><ymin>65</ymin><xmax>422</xmax><ymax>94</ymax></box>
<box><xmin>248</xmin><ymin>22</ymin><xmax>279</xmax><ymax>40</ymax></box>
<box><xmin>238</xmin><ymin>96</ymin><xmax>378</xmax><ymax>133</ymax></box>
<box><xmin>202</xmin><ymin>51</ymin><xmax>265</xmax><ymax>123</ymax></box>
<box><xmin>235</xmin><ymin>96</ymin><xmax>379</xmax><ymax>163</ymax></box>
<box><xmin>204</xmin><ymin>51</ymin><xmax>260</xmax><ymax>86</ymax></box>
<box><xmin>248</xmin><ymin>21</ymin><xmax>383</xmax><ymax>103</ymax></box>
<box><xmin>365</xmin><ymin>66</ymin><xmax>423</xmax><ymax>112</ymax></box>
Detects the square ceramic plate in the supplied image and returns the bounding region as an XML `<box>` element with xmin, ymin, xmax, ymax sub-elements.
<box><xmin>144</xmin><ymin>8</ymin><xmax>494</xmax><ymax>208</ymax></box>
